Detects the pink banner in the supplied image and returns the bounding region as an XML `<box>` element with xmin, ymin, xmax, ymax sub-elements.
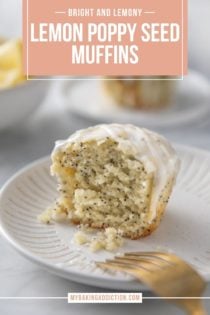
<box><xmin>23</xmin><ymin>0</ymin><xmax>188</xmax><ymax>76</ymax></box>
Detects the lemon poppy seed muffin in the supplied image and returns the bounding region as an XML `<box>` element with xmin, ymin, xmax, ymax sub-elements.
<box><xmin>103</xmin><ymin>77</ymin><xmax>175</xmax><ymax>109</ymax></box>
<box><xmin>45</xmin><ymin>124</ymin><xmax>180</xmax><ymax>239</ymax></box>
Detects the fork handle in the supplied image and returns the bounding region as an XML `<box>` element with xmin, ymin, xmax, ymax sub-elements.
<box><xmin>188</xmin><ymin>310</ymin><xmax>207</xmax><ymax>315</ymax></box>
<box><xmin>188</xmin><ymin>309</ymin><xmax>206</xmax><ymax>315</ymax></box>
<box><xmin>185</xmin><ymin>300</ymin><xmax>207</xmax><ymax>315</ymax></box>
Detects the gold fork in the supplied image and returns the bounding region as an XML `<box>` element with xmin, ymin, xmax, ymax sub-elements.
<box><xmin>97</xmin><ymin>251</ymin><xmax>207</xmax><ymax>315</ymax></box>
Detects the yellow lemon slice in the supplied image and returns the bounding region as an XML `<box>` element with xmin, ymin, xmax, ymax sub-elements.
<box><xmin>0</xmin><ymin>39</ymin><xmax>23</xmax><ymax>71</ymax></box>
<box><xmin>0</xmin><ymin>68</ymin><xmax>23</xmax><ymax>89</ymax></box>
<box><xmin>0</xmin><ymin>38</ymin><xmax>26</xmax><ymax>88</ymax></box>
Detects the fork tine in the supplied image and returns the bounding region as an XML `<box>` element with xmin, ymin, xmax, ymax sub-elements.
<box><xmin>96</xmin><ymin>261</ymin><xmax>137</xmax><ymax>273</ymax></box>
<box><xmin>106</xmin><ymin>259</ymin><xmax>140</xmax><ymax>269</ymax></box>
<box><xmin>106</xmin><ymin>258</ymin><xmax>153</xmax><ymax>271</ymax></box>
<box><xmin>125</xmin><ymin>251</ymin><xmax>182</xmax><ymax>265</ymax></box>
<box><xmin>96</xmin><ymin>259</ymin><xmax>156</xmax><ymax>283</ymax></box>
<box><xmin>125</xmin><ymin>251</ymin><xmax>173</xmax><ymax>259</ymax></box>
<box><xmin>125</xmin><ymin>251</ymin><xmax>166</xmax><ymax>256</ymax></box>
<box><xmin>124</xmin><ymin>252</ymin><xmax>176</xmax><ymax>265</ymax></box>
<box><xmin>115</xmin><ymin>255</ymin><xmax>170</xmax><ymax>269</ymax></box>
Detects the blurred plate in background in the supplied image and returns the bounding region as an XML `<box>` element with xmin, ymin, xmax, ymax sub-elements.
<box><xmin>0</xmin><ymin>80</ymin><xmax>50</xmax><ymax>131</ymax></box>
<box><xmin>62</xmin><ymin>70</ymin><xmax>210</xmax><ymax>128</ymax></box>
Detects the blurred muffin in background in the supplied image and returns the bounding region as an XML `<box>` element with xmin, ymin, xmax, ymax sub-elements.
<box><xmin>0</xmin><ymin>38</ymin><xmax>26</xmax><ymax>89</ymax></box>
<box><xmin>103</xmin><ymin>76</ymin><xmax>175</xmax><ymax>110</ymax></box>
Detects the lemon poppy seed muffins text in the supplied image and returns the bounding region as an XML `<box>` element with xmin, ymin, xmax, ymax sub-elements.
<box><xmin>41</xmin><ymin>124</ymin><xmax>180</xmax><ymax>239</ymax></box>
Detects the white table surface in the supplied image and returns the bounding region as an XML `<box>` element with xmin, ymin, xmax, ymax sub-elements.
<box><xmin>0</xmin><ymin>0</ymin><xmax>210</xmax><ymax>314</ymax></box>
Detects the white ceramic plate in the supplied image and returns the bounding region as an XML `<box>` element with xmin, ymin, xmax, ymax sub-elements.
<box><xmin>0</xmin><ymin>144</ymin><xmax>210</xmax><ymax>291</ymax></box>
<box><xmin>62</xmin><ymin>71</ymin><xmax>210</xmax><ymax>128</ymax></box>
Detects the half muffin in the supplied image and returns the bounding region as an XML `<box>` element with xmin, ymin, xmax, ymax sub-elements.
<box><xmin>41</xmin><ymin>124</ymin><xmax>180</xmax><ymax>239</ymax></box>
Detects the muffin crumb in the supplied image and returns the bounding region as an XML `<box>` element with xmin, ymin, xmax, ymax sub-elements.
<box><xmin>73</xmin><ymin>227</ymin><xmax>124</xmax><ymax>252</ymax></box>
<box><xmin>74</xmin><ymin>231</ymin><xmax>89</xmax><ymax>245</ymax></box>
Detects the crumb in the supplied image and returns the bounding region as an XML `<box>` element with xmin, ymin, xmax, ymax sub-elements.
<box><xmin>73</xmin><ymin>231</ymin><xmax>89</xmax><ymax>245</ymax></box>
<box><xmin>37</xmin><ymin>208</ymin><xmax>52</xmax><ymax>224</ymax></box>
<box><xmin>73</xmin><ymin>227</ymin><xmax>124</xmax><ymax>252</ymax></box>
